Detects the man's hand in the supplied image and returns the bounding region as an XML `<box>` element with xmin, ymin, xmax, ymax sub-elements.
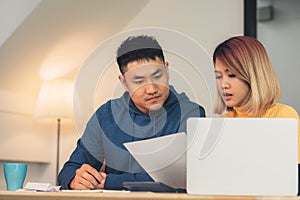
<box><xmin>69</xmin><ymin>164</ymin><xmax>107</xmax><ymax>190</ymax></box>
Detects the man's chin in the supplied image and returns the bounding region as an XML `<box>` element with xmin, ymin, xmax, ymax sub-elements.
<box><xmin>149</xmin><ymin>104</ymin><xmax>163</xmax><ymax>111</ymax></box>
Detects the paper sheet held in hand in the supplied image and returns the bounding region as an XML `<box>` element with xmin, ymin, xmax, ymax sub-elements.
<box><xmin>124</xmin><ymin>132</ymin><xmax>186</xmax><ymax>189</ymax></box>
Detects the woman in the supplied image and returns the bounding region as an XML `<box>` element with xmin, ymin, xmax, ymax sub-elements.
<box><xmin>213</xmin><ymin>35</ymin><xmax>300</xmax><ymax>193</ymax></box>
<box><xmin>213</xmin><ymin>36</ymin><xmax>299</xmax><ymax>119</ymax></box>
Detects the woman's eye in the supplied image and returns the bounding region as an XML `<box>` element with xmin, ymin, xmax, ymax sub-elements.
<box><xmin>215</xmin><ymin>75</ymin><xmax>222</xmax><ymax>79</ymax></box>
<box><xmin>229</xmin><ymin>74</ymin><xmax>236</xmax><ymax>78</ymax></box>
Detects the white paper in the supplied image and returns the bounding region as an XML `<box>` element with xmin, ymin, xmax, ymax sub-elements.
<box><xmin>61</xmin><ymin>189</ymin><xmax>130</xmax><ymax>193</ymax></box>
<box><xmin>124</xmin><ymin>132</ymin><xmax>186</xmax><ymax>189</ymax></box>
<box><xmin>22</xmin><ymin>182</ymin><xmax>60</xmax><ymax>192</ymax></box>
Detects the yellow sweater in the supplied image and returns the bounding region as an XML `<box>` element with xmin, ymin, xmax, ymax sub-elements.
<box><xmin>224</xmin><ymin>103</ymin><xmax>300</xmax><ymax>162</ymax></box>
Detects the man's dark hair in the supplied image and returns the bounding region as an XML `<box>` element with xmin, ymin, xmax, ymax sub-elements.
<box><xmin>116</xmin><ymin>35</ymin><xmax>165</xmax><ymax>74</ymax></box>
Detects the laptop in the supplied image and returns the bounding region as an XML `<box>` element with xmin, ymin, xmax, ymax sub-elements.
<box><xmin>186</xmin><ymin>118</ymin><xmax>298</xmax><ymax>196</ymax></box>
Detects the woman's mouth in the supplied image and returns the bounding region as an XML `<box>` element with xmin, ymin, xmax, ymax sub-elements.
<box><xmin>223</xmin><ymin>93</ymin><xmax>232</xmax><ymax>101</ymax></box>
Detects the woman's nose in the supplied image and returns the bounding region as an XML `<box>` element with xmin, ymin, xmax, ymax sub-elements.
<box><xmin>221</xmin><ymin>78</ymin><xmax>230</xmax><ymax>89</ymax></box>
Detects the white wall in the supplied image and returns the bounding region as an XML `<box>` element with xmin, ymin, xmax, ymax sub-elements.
<box><xmin>0</xmin><ymin>90</ymin><xmax>56</xmax><ymax>189</ymax></box>
<box><xmin>0</xmin><ymin>0</ymin><xmax>41</xmax><ymax>47</ymax></box>
<box><xmin>0</xmin><ymin>89</ymin><xmax>78</xmax><ymax>189</ymax></box>
<box><xmin>258</xmin><ymin>0</ymin><xmax>300</xmax><ymax>114</ymax></box>
<box><xmin>124</xmin><ymin>0</ymin><xmax>243</xmax><ymax>55</ymax></box>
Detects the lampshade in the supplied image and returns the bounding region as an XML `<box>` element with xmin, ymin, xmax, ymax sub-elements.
<box><xmin>35</xmin><ymin>79</ymin><xmax>74</xmax><ymax>119</ymax></box>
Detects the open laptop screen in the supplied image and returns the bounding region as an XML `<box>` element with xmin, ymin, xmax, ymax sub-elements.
<box><xmin>187</xmin><ymin>118</ymin><xmax>298</xmax><ymax>196</ymax></box>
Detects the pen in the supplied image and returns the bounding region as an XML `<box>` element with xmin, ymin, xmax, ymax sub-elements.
<box><xmin>85</xmin><ymin>151</ymin><xmax>101</xmax><ymax>185</ymax></box>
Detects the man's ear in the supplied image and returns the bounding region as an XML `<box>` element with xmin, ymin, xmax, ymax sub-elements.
<box><xmin>164</xmin><ymin>61</ymin><xmax>170</xmax><ymax>80</ymax></box>
<box><xmin>118</xmin><ymin>74</ymin><xmax>128</xmax><ymax>91</ymax></box>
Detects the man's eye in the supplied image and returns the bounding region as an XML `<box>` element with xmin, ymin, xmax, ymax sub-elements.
<box><xmin>134</xmin><ymin>80</ymin><xmax>144</xmax><ymax>84</ymax></box>
<box><xmin>153</xmin><ymin>74</ymin><xmax>162</xmax><ymax>80</ymax></box>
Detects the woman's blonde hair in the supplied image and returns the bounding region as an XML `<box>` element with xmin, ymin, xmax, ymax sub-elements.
<box><xmin>212</xmin><ymin>36</ymin><xmax>281</xmax><ymax>116</ymax></box>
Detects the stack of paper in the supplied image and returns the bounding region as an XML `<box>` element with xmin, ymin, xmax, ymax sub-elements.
<box><xmin>21</xmin><ymin>182</ymin><xmax>60</xmax><ymax>192</ymax></box>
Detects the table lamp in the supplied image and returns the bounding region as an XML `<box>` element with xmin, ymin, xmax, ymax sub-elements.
<box><xmin>35</xmin><ymin>79</ymin><xmax>74</xmax><ymax>185</ymax></box>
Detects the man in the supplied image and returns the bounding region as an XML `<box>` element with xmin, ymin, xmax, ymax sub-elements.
<box><xmin>58</xmin><ymin>35</ymin><xmax>206</xmax><ymax>190</ymax></box>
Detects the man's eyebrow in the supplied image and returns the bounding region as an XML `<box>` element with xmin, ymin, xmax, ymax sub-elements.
<box><xmin>132</xmin><ymin>75</ymin><xmax>145</xmax><ymax>80</ymax></box>
<box><xmin>151</xmin><ymin>68</ymin><xmax>163</xmax><ymax>76</ymax></box>
<box><xmin>131</xmin><ymin>68</ymin><xmax>163</xmax><ymax>80</ymax></box>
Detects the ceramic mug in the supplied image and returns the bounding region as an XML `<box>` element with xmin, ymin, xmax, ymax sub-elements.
<box><xmin>3</xmin><ymin>163</ymin><xmax>27</xmax><ymax>191</ymax></box>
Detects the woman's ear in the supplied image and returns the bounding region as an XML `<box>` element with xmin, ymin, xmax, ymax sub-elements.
<box><xmin>118</xmin><ymin>74</ymin><xmax>128</xmax><ymax>91</ymax></box>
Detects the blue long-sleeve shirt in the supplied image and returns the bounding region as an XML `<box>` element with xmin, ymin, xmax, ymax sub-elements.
<box><xmin>58</xmin><ymin>86</ymin><xmax>205</xmax><ymax>190</ymax></box>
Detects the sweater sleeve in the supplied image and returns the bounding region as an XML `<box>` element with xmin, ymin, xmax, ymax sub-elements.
<box><xmin>58</xmin><ymin>138</ymin><xmax>153</xmax><ymax>190</ymax></box>
<box><xmin>57</xmin><ymin>139</ymin><xmax>103</xmax><ymax>189</ymax></box>
<box><xmin>58</xmin><ymin>112</ymin><xmax>104</xmax><ymax>189</ymax></box>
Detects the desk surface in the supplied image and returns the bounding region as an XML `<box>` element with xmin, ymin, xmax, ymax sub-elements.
<box><xmin>0</xmin><ymin>191</ymin><xmax>299</xmax><ymax>200</ymax></box>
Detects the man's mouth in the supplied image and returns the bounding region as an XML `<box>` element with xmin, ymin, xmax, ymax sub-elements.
<box><xmin>146</xmin><ymin>96</ymin><xmax>160</xmax><ymax>102</ymax></box>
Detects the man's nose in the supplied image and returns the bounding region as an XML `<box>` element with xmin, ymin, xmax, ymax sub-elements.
<box><xmin>145</xmin><ymin>82</ymin><xmax>158</xmax><ymax>94</ymax></box>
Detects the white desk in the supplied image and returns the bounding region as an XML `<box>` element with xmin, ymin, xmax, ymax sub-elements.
<box><xmin>0</xmin><ymin>191</ymin><xmax>299</xmax><ymax>200</ymax></box>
